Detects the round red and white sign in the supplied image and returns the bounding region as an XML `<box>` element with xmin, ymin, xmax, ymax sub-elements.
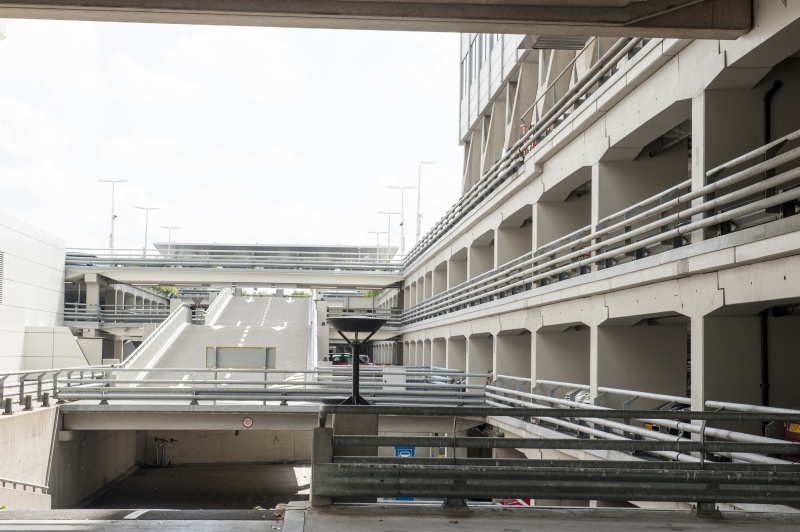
<box><xmin>242</xmin><ymin>417</ymin><xmax>254</xmax><ymax>429</ymax></box>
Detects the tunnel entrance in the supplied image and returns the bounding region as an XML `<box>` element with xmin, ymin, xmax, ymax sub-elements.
<box><xmin>85</xmin><ymin>463</ymin><xmax>309</xmax><ymax>510</ymax></box>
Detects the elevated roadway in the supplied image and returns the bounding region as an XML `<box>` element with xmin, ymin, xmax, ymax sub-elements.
<box><xmin>65</xmin><ymin>246</ymin><xmax>402</xmax><ymax>290</ymax></box>
<box><xmin>0</xmin><ymin>0</ymin><xmax>751</xmax><ymax>38</ymax></box>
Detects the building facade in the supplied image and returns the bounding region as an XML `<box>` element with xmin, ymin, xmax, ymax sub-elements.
<box><xmin>377</xmin><ymin>1</ymin><xmax>800</xmax><ymax>421</ymax></box>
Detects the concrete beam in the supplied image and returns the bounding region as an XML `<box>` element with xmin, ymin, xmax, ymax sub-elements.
<box><xmin>0</xmin><ymin>0</ymin><xmax>751</xmax><ymax>39</ymax></box>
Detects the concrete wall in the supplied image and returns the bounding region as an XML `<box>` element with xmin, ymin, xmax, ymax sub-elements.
<box><xmin>597</xmin><ymin>323</ymin><xmax>687</xmax><ymax>409</ymax></box>
<box><xmin>767</xmin><ymin>313</ymin><xmax>800</xmax><ymax>409</ymax></box>
<box><xmin>496</xmin><ymin>331</ymin><xmax>531</xmax><ymax>379</ymax></box>
<box><xmin>0</xmin><ymin>212</ymin><xmax>66</xmax><ymax>372</ymax></box>
<box><xmin>22</xmin><ymin>327</ymin><xmax>89</xmax><ymax>371</ymax></box>
<box><xmin>141</xmin><ymin>430</ymin><xmax>312</xmax><ymax>465</ymax></box>
<box><xmin>535</xmin><ymin>328</ymin><xmax>589</xmax><ymax>385</ymax></box>
<box><xmin>50</xmin><ymin>428</ymin><xmax>141</xmax><ymax>509</ymax></box>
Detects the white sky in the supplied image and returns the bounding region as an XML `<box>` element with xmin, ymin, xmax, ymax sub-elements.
<box><xmin>0</xmin><ymin>19</ymin><xmax>463</xmax><ymax>252</ymax></box>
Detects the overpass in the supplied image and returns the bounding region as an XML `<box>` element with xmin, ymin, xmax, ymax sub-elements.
<box><xmin>65</xmin><ymin>243</ymin><xmax>403</xmax><ymax>290</ymax></box>
<box><xmin>0</xmin><ymin>0</ymin><xmax>751</xmax><ymax>39</ymax></box>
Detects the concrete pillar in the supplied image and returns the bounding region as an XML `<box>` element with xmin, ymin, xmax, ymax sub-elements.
<box><xmin>311</xmin><ymin>427</ymin><xmax>333</xmax><ymax>507</ymax></box>
<box><xmin>84</xmin><ymin>274</ymin><xmax>100</xmax><ymax>312</ymax></box>
<box><xmin>423</xmin><ymin>339</ymin><xmax>432</xmax><ymax>367</ymax></box>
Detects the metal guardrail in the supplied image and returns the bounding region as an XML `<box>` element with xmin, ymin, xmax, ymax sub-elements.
<box><xmin>63</xmin><ymin>302</ymin><xmax>170</xmax><ymax>324</ymax></box>
<box><xmin>403</xmin><ymin>126</ymin><xmax>800</xmax><ymax>324</ymax></box>
<box><xmin>326</xmin><ymin>307</ymin><xmax>402</xmax><ymax>328</ymax></box>
<box><xmin>66</xmin><ymin>248</ymin><xmax>402</xmax><ymax>274</ymax></box>
<box><xmin>311</xmin><ymin>405</ymin><xmax>800</xmax><ymax>508</ymax></box>
<box><xmin>403</xmin><ymin>38</ymin><xmax>647</xmax><ymax>267</ymax></box>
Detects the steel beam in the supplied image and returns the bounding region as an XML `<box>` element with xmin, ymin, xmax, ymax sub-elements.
<box><xmin>0</xmin><ymin>0</ymin><xmax>751</xmax><ymax>39</ymax></box>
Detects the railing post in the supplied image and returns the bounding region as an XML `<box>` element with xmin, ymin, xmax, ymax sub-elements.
<box><xmin>311</xmin><ymin>426</ymin><xmax>334</xmax><ymax>507</ymax></box>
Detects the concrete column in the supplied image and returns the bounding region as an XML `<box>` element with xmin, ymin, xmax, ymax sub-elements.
<box><xmin>423</xmin><ymin>339</ymin><xmax>432</xmax><ymax>366</ymax></box>
<box><xmin>84</xmin><ymin>274</ymin><xmax>100</xmax><ymax>312</ymax></box>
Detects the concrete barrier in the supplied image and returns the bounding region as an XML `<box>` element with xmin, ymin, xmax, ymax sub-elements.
<box><xmin>122</xmin><ymin>305</ymin><xmax>190</xmax><ymax>371</ymax></box>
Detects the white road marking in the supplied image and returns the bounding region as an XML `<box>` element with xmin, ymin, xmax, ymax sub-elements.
<box><xmin>124</xmin><ymin>509</ymin><xmax>151</xmax><ymax>519</ymax></box>
<box><xmin>225</xmin><ymin>373</ymin><xmax>231</xmax><ymax>378</ymax></box>
<box><xmin>177</xmin><ymin>374</ymin><xmax>190</xmax><ymax>388</ymax></box>
<box><xmin>246</xmin><ymin>297</ymin><xmax>254</xmax><ymax>303</ymax></box>
<box><xmin>286</xmin><ymin>298</ymin><xmax>294</xmax><ymax>303</ymax></box>
<box><xmin>272</xmin><ymin>321</ymin><xmax>287</xmax><ymax>331</ymax></box>
<box><xmin>236</xmin><ymin>321</ymin><xmax>241</xmax><ymax>326</ymax></box>
<box><xmin>238</xmin><ymin>343</ymin><xmax>243</xmax><ymax>347</ymax></box>
<box><xmin>210</xmin><ymin>325</ymin><xmax>225</xmax><ymax>330</ymax></box>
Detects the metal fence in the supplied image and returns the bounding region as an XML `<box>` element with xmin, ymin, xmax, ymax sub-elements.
<box><xmin>311</xmin><ymin>405</ymin><xmax>800</xmax><ymax>508</ymax></box>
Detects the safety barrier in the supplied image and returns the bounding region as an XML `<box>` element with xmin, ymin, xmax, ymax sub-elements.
<box><xmin>403</xmin><ymin>127</ymin><xmax>800</xmax><ymax>324</ymax></box>
<box><xmin>311</xmin><ymin>405</ymin><xmax>800</xmax><ymax>508</ymax></box>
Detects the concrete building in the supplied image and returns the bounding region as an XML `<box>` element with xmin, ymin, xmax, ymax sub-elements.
<box><xmin>3</xmin><ymin>0</ymin><xmax>800</xmax><ymax>517</ymax></box>
<box><xmin>380</xmin><ymin>1</ymin><xmax>800</xmax><ymax>418</ymax></box>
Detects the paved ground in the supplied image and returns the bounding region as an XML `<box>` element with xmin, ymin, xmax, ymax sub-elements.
<box><xmin>3</xmin><ymin>505</ymin><xmax>799</xmax><ymax>532</ymax></box>
<box><xmin>85</xmin><ymin>463</ymin><xmax>309</xmax><ymax>510</ymax></box>
<box><xmin>297</xmin><ymin>505</ymin><xmax>800</xmax><ymax>532</ymax></box>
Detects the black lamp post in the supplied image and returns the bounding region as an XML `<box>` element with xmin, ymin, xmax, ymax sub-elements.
<box><xmin>327</xmin><ymin>316</ymin><xmax>387</xmax><ymax>405</ymax></box>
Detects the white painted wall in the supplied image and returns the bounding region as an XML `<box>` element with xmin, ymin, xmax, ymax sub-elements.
<box><xmin>0</xmin><ymin>212</ymin><xmax>67</xmax><ymax>372</ymax></box>
<box><xmin>141</xmin><ymin>430</ymin><xmax>312</xmax><ymax>464</ymax></box>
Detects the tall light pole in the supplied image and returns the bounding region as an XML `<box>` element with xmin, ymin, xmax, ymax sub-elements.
<box><xmin>415</xmin><ymin>161</ymin><xmax>437</xmax><ymax>244</ymax></box>
<box><xmin>367</xmin><ymin>231</ymin><xmax>387</xmax><ymax>253</ymax></box>
<box><xmin>135</xmin><ymin>206</ymin><xmax>159</xmax><ymax>256</ymax></box>
<box><xmin>160</xmin><ymin>225</ymin><xmax>181</xmax><ymax>255</ymax></box>
<box><xmin>388</xmin><ymin>185</ymin><xmax>416</xmax><ymax>256</ymax></box>
<box><xmin>98</xmin><ymin>179</ymin><xmax>128</xmax><ymax>252</ymax></box>
<box><xmin>377</xmin><ymin>211</ymin><xmax>400</xmax><ymax>250</ymax></box>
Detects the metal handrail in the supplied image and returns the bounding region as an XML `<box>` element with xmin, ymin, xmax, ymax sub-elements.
<box><xmin>120</xmin><ymin>303</ymin><xmax>189</xmax><ymax>368</ymax></box>
<box><xmin>403</xmin><ymin>38</ymin><xmax>647</xmax><ymax>267</ymax></box>
<box><xmin>403</xmin><ymin>129</ymin><xmax>800</xmax><ymax>324</ymax></box>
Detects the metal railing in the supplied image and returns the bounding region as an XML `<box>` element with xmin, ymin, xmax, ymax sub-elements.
<box><xmin>403</xmin><ymin>126</ymin><xmax>800</xmax><ymax>324</ymax></box>
<box><xmin>66</xmin><ymin>247</ymin><xmax>402</xmax><ymax>273</ymax></box>
<box><xmin>42</xmin><ymin>367</ymin><xmax>486</xmax><ymax>406</ymax></box>
<box><xmin>63</xmin><ymin>302</ymin><xmax>170</xmax><ymax>324</ymax></box>
<box><xmin>312</xmin><ymin>405</ymin><xmax>800</xmax><ymax>508</ymax></box>
<box><xmin>403</xmin><ymin>38</ymin><xmax>648</xmax><ymax>267</ymax></box>
<box><xmin>326</xmin><ymin>307</ymin><xmax>403</xmax><ymax>327</ymax></box>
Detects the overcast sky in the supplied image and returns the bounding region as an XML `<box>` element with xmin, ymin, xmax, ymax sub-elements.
<box><xmin>0</xmin><ymin>19</ymin><xmax>463</xmax><ymax>252</ymax></box>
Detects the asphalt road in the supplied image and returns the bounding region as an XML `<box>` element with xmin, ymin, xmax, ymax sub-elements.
<box><xmin>148</xmin><ymin>296</ymin><xmax>310</xmax><ymax>386</ymax></box>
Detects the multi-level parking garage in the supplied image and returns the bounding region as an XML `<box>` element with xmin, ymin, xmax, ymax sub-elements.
<box><xmin>2</xmin><ymin>0</ymin><xmax>800</xmax><ymax>528</ymax></box>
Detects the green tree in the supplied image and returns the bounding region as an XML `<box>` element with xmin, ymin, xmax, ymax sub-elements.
<box><xmin>154</xmin><ymin>286</ymin><xmax>178</xmax><ymax>297</ymax></box>
<box><xmin>363</xmin><ymin>289</ymin><xmax>381</xmax><ymax>298</ymax></box>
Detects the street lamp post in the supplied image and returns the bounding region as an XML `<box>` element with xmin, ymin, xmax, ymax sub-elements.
<box><xmin>377</xmin><ymin>211</ymin><xmax>400</xmax><ymax>253</ymax></box>
<box><xmin>160</xmin><ymin>225</ymin><xmax>181</xmax><ymax>255</ymax></box>
<box><xmin>98</xmin><ymin>179</ymin><xmax>128</xmax><ymax>253</ymax></box>
<box><xmin>367</xmin><ymin>231</ymin><xmax>387</xmax><ymax>252</ymax></box>
<box><xmin>388</xmin><ymin>185</ymin><xmax>416</xmax><ymax>256</ymax></box>
<box><xmin>135</xmin><ymin>206</ymin><xmax>159</xmax><ymax>256</ymax></box>
<box><xmin>415</xmin><ymin>161</ymin><xmax>437</xmax><ymax>244</ymax></box>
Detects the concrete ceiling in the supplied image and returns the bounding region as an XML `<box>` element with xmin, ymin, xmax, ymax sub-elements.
<box><xmin>0</xmin><ymin>0</ymin><xmax>751</xmax><ymax>39</ymax></box>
